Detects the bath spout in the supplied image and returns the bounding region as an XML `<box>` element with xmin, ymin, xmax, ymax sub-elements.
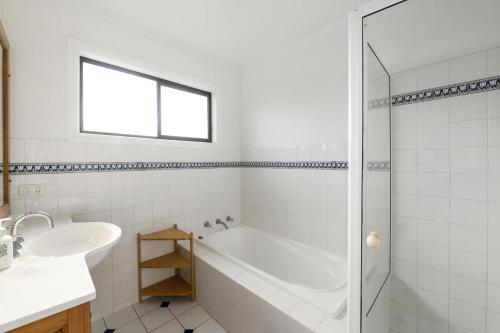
<box><xmin>215</xmin><ymin>218</ymin><xmax>229</xmax><ymax>230</ymax></box>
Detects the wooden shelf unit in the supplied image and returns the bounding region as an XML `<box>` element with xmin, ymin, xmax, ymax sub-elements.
<box><xmin>137</xmin><ymin>224</ymin><xmax>195</xmax><ymax>302</ymax></box>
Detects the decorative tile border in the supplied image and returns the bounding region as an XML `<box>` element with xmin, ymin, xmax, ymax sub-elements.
<box><xmin>367</xmin><ymin>161</ymin><xmax>391</xmax><ymax>171</ymax></box>
<box><xmin>368</xmin><ymin>97</ymin><xmax>391</xmax><ymax>109</ymax></box>
<box><xmin>6</xmin><ymin>160</ymin><xmax>349</xmax><ymax>175</ymax></box>
<box><xmin>392</xmin><ymin>75</ymin><xmax>500</xmax><ymax>106</ymax></box>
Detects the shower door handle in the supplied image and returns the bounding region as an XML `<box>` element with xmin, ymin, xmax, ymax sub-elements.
<box><xmin>366</xmin><ymin>231</ymin><xmax>381</xmax><ymax>248</ymax></box>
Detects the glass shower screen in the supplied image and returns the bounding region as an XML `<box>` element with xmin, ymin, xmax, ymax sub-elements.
<box><xmin>361</xmin><ymin>43</ymin><xmax>391</xmax><ymax>319</ymax></box>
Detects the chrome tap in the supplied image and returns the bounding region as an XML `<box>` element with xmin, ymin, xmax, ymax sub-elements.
<box><xmin>203</xmin><ymin>221</ymin><xmax>213</xmax><ymax>228</ymax></box>
<box><xmin>215</xmin><ymin>218</ymin><xmax>229</xmax><ymax>230</ymax></box>
<box><xmin>9</xmin><ymin>211</ymin><xmax>54</xmax><ymax>258</ymax></box>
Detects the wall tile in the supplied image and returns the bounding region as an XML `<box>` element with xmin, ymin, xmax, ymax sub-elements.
<box><xmin>417</xmin><ymin>99</ymin><xmax>449</xmax><ymax>126</ymax></box>
<box><xmin>450</xmin><ymin>224</ymin><xmax>487</xmax><ymax>255</ymax></box>
<box><xmin>418</xmin><ymin>289</ymin><xmax>449</xmax><ymax>320</ymax></box>
<box><xmin>418</xmin><ymin>243</ymin><xmax>449</xmax><ymax>271</ymax></box>
<box><xmin>418</xmin><ymin>196</ymin><xmax>449</xmax><ymax>222</ymax></box>
<box><xmin>25</xmin><ymin>140</ymin><xmax>58</xmax><ymax>162</ymax></box>
<box><xmin>487</xmin><ymin>284</ymin><xmax>500</xmax><ymax>314</ymax></box>
<box><xmin>418</xmin><ymin>123</ymin><xmax>449</xmax><ymax>149</ymax></box>
<box><xmin>393</xmin><ymin>149</ymin><xmax>417</xmax><ymax>172</ymax></box>
<box><xmin>418</xmin><ymin>173</ymin><xmax>449</xmax><ymax>197</ymax></box>
<box><xmin>450</xmin><ymin>147</ymin><xmax>487</xmax><ymax>173</ymax></box>
<box><xmin>488</xmin><ymin>174</ymin><xmax>500</xmax><ymax>203</ymax></box>
<box><xmin>450</xmin><ymin>93</ymin><xmax>488</xmax><ymax>122</ymax></box>
<box><xmin>393</xmin><ymin>127</ymin><xmax>418</xmax><ymax>149</ymax></box>
<box><xmin>488</xmin><ymin>91</ymin><xmax>500</xmax><ymax>119</ymax></box>
<box><xmin>57</xmin><ymin>142</ymin><xmax>86</xmax><ymax>162</ymax></box>
<box><xmin>449</xmin><ymin>299</ymin><xmax>486</xmax><ymax>333</ymax></box>
<box><xmin>488</xmin><ymin>118</ymin><xmax>500</xmax><ymax>146</ymax></box>
<box><xmin>489</xmin><ymin>257</ymin><xmax>500</xmax><ymax>286</ymax></box>
<box><xmin>450</xmin><ymin>274</ymin><xmax>486</xmax><ymax>308</ymax></box>
<box><xmin>418</xmin><ymin>149</ymin><xmax>449</xmax><ymax>173</ymax></box>
<box><xmin>392</xmin><ymin>104</ymin><xmax>417</xmax><ymax>128</ymax></box>
<box><xmin>488</xmin><ymin>230</ymin><xmax>500</xmax><ymax>258</ymax></box>
<box><xmin>418</xmin><ymin>220</ymin><xmax>449</xmax><ymax>247</ymax></box>
<box><xmin>450</xmin><ymin>249</ymin><xmax>487</xmax><ymax>282</ymax></box>
<box><xmin>450</xmin><ymin>199</ymin><xmax>487</xmax><ymax>228</ymax></box>
<box><xmin>487</xmin><ymin>311</ymin><xmax>500</xmax><ymax>333</ymax></box>
<box><xmin>394</xmin><ymin>216</ymin><xmax>418</xmax><ymax>240</ymax></box>
<box><xmin>450</xmin><ymin>120</ymin><xmax>487</xmax><ymax>148</ymax></box>
<box><xmin>450</xmin><ymin>173</ymin><xmax>487</xmax><ymax>201</ymax></box>
<box><xmin>58</xmin><ymin>174</ymin><xmax>86</xmax><ymax>195</ymax></box>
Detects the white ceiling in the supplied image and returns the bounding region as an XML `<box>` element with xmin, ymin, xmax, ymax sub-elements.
<box><xmin>64</xmin><ymin>0</ymin><xmax>371</xmax><ymax>67</ymax></box>
<box><xmin>364</xmin><ymin>0</ymin><xmax>500</xmax><ymax>74</ymax></box>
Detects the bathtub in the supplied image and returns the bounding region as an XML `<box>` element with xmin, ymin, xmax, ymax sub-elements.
<box><xmin>198</xmin><ymin>225</ymin><xmax>348</xmax><ymax>318</ymax></box>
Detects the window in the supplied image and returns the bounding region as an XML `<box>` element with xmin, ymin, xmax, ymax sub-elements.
<box><xmin>80</xmin><ymin>57</ymin><xmax>212</xmax><ymax>142</ymax></box>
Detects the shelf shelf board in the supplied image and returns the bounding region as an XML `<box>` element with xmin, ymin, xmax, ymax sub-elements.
<box><xmin>141</xmin><ymin>251</ymin><xmax>191</xmax><ymax>269</ymax></box>
<box><xmin>140</xmin><ymin>227</ymin><xmax>191</xmax><ymax>240</ymax></box>
<box><xmin>141</xmin><ymin>276</ymin><xmax>192</xmax><ymax>297</ymax></box>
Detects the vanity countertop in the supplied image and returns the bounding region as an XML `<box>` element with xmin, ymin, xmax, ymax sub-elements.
<box><xmin>0</xmin><ymin>216</ymin><xmax>120</xmax><ymax>332</ymax></box>
<box><xmin>0</xmin><ymin>253</ymin><xmax>95</xmax><ymax>331</ymax></box>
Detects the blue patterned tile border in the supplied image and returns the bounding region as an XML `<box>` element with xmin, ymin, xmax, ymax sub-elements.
<box><xmin>392</xmin><ymin>75</ymin><xmax>500</xmax><ymax>106</ymax></box>
<box><xmin>367</xmin><ymin>161</ymin><xmax>391</xmax><ymax>171</ymax></box>
<box><xmin>6</xmin><ymin>161</ymin><xmax>349</xmax><ymax>175</ymax></box>
<box><xmin>240</xmin><ymin>161</ymin><xmax>348</xmax><ymax>170</ymax></box>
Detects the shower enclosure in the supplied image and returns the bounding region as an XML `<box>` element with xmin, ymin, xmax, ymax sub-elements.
<box><xmin>351</xmin><ymin>1</ymin><xmax>500</xmax><ymax>332</ymax></box>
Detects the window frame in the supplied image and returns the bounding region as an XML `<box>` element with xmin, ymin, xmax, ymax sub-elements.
<box><xmin>79</xmin><ymin>56</ymin><xmax>213</xmax><ymax>143</ymax></box>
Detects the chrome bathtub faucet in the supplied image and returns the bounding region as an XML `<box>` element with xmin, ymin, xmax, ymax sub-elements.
<box><xmin>225</xmin><ymin>216</ymin><xmax>234</xmax><ymax>223</ymax></box>
<box><xmin>203</xmin><ymin>221</ymin><xmax>213</xmax><ymax>228</ymax></box>
<box><xmin>8</xmin><ymin>211</ymin><xmax>54</xmax><ymax>258</ymax></box>
<box><xmin>215</xmin><ymin>218</ymin><xmax>229</xmax><ymax>230</ymax></box>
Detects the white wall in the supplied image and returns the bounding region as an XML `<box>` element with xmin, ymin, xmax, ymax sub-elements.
<box><xmin>391</xmin><ymin>47</ymin><xmax>500</xmax><ymax>333</ymax></box>
<box><xmin>239</xmin><ymin>20</ymin><xmax>349</xmax><ymax>256</ymax></box>
<box><xmin>2</xmin><ymin>0</ymin><xmax>241</xmax><ymax>320</ymax></box>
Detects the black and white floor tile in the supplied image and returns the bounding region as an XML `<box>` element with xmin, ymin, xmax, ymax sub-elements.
<box><xmin>92</xmin><ymin>297</ymin><xmax>226</xmax><ymax>333</ymax></box>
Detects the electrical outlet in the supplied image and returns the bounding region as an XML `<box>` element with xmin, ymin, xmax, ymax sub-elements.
<box><xmin>19</xmin><ymin>184</ymin><xmax>47</xmax><ymax>199</ymax></box>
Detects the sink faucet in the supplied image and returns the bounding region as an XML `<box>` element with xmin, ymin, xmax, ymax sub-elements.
<box><xmin>9</xmin><ymin>211</ymin><xmax>54</xmax><ymax>258</ymax></box>
<box><xmin>215</xmin><ymin>218</ymin><xmax>229</xmax><ymax>230</ymax></box>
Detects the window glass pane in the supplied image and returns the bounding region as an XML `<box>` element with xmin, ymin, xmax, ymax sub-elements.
<box><xmin>81</xmin><ymin>61</ymin><xmax>157</xmax><ymax>137</ymax></box>
<box><xmin>160</xmin><ymin>86</ymin><xmax>209</xmax><ymax>139</ymax></box>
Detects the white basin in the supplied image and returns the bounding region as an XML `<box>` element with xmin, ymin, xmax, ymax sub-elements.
<box><xmin>25</xmin><ymin>222</ymin><xmax>121</xmax><ymax>269</ymax></box>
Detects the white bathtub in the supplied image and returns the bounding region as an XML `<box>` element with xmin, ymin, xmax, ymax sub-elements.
<box><xmin>199</xmin><ymin>225</ymin><xmax>347</xmax><ymax>318</ymax></box>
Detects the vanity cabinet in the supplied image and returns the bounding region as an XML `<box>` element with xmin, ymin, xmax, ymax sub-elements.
<box><xmin>7</xmin><ymin>302</ymin><xmax>91</xmax><ymax>333</ymax></box>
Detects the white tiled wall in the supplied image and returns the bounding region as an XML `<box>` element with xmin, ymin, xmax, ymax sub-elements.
<box><xmin>241</xmin><ymin>160</ymin><xmax>347</xmax><ymax>256</ymax></box>
<box><xmin>391</xmin><ymin>47</ymin><xmax>500</xmax><ymax>333</ymax></box>
<box><xmin>239</xmin><ymin>20</ymin><xmax>349</xmax><ymax>256</ymax></box>
<box><xmin>3</xmin><ymin>0</ymin><xmax>242</xmax><ymax>321</ymax></box>
<box><xmin>9</xmin><ymin>141</ymin><xmax>241</xmax><ymax>320</ymax></box>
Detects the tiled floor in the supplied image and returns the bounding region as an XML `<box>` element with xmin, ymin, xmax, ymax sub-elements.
<box><xmin>92</xmin><ymin>296</ymin><xmax>227</xmax><ymax>333</ymax></box>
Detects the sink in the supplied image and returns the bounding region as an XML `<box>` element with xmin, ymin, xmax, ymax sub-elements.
<box><xmin>25</xmin><ymin>222</ymin><xmax>121</xmax><ymax>269</ymax></box>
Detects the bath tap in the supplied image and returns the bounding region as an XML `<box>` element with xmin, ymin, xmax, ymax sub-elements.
<box><xmin>203</xmin><ymin>221</ymin><xmax>213</xmax><ymax>228</ymax></box>
<box><xmin>225</xmin><ymin>216</ymin><xmax>234</xmax><ymax>223</ymax></box>
<box><xmin>216</xmin><ymin>218</ymin><xmax>229</xmax><ymax>230</ymax></box>
<box><xmin>9</xmin><ymin>211</ymin><xmax>54</xmax><ymax>258</ymax></box>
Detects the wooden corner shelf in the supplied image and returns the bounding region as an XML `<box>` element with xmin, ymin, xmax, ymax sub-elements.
<box><xmin>140</xmin><ymin>251</ymin><xmax>191</xmax><ymax>268</ymax></box>
<box><xmin>141</xmin><ymin>276</ymin><xmax>192</xmax><ymax>297</ymax></box>
<box><xmin>137</xmin><ymin>224</ymin><xmax>195</xmax><ymax>302</ymax></box>
<box><xmin>140</xmin><ymin>226</ymin><xmax>191</xmax><ymax>240</ymax></box>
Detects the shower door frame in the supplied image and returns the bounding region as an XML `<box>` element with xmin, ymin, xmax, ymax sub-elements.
<box><xmin>347</xmin><ymin>1</ymin><xmax>405</xmax><ymax>333</ymax></box>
